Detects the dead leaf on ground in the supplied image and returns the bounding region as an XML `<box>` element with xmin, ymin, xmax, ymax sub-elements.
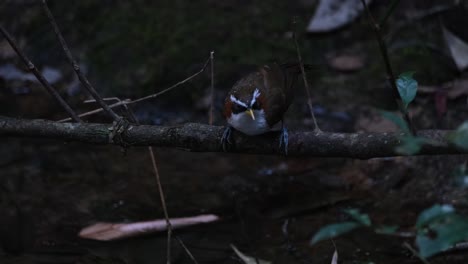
<box><xmin>419</xmin><ymin>79</ymin><xmax>468</xmax><ymax>100</ymax></box>
<box><xmin>331</xmin><ymin>249</ymin><xmax>338</xmax><ymax>264</ymax></box>
<box><xmin>442</xmin><ymin>6</ymin><xmax>468</xmax><ymax>72</ymax></box>
<box><xmin>443</xmin><ymin>26</ymin><xmax>468</xmax><ymax>71</ymax></box>
<box><xmin>307</xmin><ymin>0</ymin><xmax>372</xmax><ymax>33</ymax></box>
<box><xmin>231</xmin><ymin>244</ymin><xmax>271</xmax><ymax>264</ymax></box>
<box><xmin>79</xmin><ymin>214</ymin><xmax>219</xmax><ymax>241</ymax></box>
<box><xmin>327</xmin><ymin>53</ymin><xmax>366</xmax><ymax>72</ymax></box>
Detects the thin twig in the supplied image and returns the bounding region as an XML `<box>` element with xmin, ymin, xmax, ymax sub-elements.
<box><xmin>83</xmin><ymin>97</ymin><xmax>128</xmax><ymax>104</ymax></box>
<box><xmin>379</xmin><ymin>0</ymin><xmax>401</xmax><ymax>26</ymax></box>
<box><xmin>117</xmin><ymin>101</ymin><xmax>173</xmax><ymax>264</ymax></box>
<box><xmin>58</xmin><ymin>56</ymin><xmax>211</xmax><ymax>123</ymax></box>
<box><xmin>149</xmin><ymin>146</ymin><xmax>172</xmax><ymax>264</ymax></box>
<box><xmin>0</xmin><ymin>25</ymin><xmax>81</xmax><ymax>122</ymax></box>
<box><xmin>403</xmin><ymin>242</ymin><xmax>431</xmax><ymax>264</ymax></box>
<box><xmin>209</xmin><ymin>51</ymin><xmax>215</xmax><ymax>125</ymax></box>
<box><xmin>41</xmin><ymin>0</ymin><xmax>121</xmax><ymax>122</ymax></box>
<box><xmin>292</xmin><ymin>18</ymin><xmax>320</xmax><ymax>131</ymax></box>
<box><xmin>176</xmin><ymin>237</ymin><xmax>199</xmax><ymax>264</ymax></box>
<box><xmin>129</xmin><ymin>57</ymin><xmax>210</xmax><ymax>105</ymax></box>
<box><xmin>360</xmin><ymin>0</ymin><xmax>416</xmax><ymax>135</ymax></box>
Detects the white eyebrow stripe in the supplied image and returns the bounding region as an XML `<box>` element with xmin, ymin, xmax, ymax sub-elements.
<box><xmin>250</xmin><ymin>88</ymin><xmax>261</xmax><ymax>106</ymax></box>
<box><xmin>230</xmin><ymin>95</ymin><xmax>248</xmax><ymax>108</ymax></box>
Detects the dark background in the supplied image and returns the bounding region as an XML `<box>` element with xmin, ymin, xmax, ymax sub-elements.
<box><xmin>1</xmin><ymin>0</ymin><xmax>467</xmax><ymax>263</ymax></box>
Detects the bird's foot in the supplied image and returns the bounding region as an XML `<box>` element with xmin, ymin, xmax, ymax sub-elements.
<box><xmin>221</xmin><ymin>126</ymin><xmax>233</xmax><ymax>152</ymax></box>
<box><xmin>279</xmin><ymin>127</ymin><xmax>289</xmax><ymax>155</ymax></box>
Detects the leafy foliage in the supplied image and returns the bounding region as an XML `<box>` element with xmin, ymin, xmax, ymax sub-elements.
<box><xmin>311</xmin><ymin>205</ymin><xmax>468</xmax><ymax>260</ymax></box>
<box><xmin>416</xmin><ymin>204</ymin><xmax>455</xmax><ymax>229</ymax></box>
<box><xmin>395</xmin><ymin>136</ymin><xmax>427</xmax><ymax>155</ymax></box>
<box><xmin>375</xmin><ymin>225</ymin><xmax>399</xmax><ymax>235</ymax></box>
<box><xmin>380</xmin><ymin>111</ymin><xmax>410</xmax><ymax>133</ymax></box>
<box><xmin>452</xmin><ymin>163</ymin><xmax>468</xmax><ymax>187</ymax></box>
<box><xmin>380</xmin><ymin>111</ymin><xmax>428</xmax><ymax>155</ymax></box>
<box><xmin>396</xmin><ymin>72</ymin><xmax>418</xmax><ymax>110</ymax></box>
<box><xmin>344</xmin><ymin>208</ymin><xmax>372</xmax><ymax>226</ymax></box>
<box><xmin>416</xmin><ymin>205</ymin><xmax>468</xmax><ymax>258</ymax></box>
<box><xmin>449</xmin><ymin>121</ymin><xmax>468</xmax><ymax>150</ymax></box>
<box><xmin>310</xmin><ymin>221</ymin><xmax>361</xmax><ymax>245</ymax></box>
<box><xmin>311</xmin><ymin>209</ymin><xmax>371</xmax><ymax>245</ymax></box>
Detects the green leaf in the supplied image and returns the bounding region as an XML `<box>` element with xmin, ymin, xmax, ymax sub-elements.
<box><xmin>452</xmin><ymin>163</ymin><xmax>468</xmax><ymax>188</ymax></box>
<box><xmin>416</xmin><ymin>204</ymin><xmax>455</xmax><ymax>229</ymax></box>
<box><xmin>395</xmin><ymin>136</ymin><xmax>427</xmax><ymax>155</ymax></box>
<box><xmin>381</xmin><ymin>111</ymin><xmax>428</xmax><ymax>155</ymax></box>
<box><xmin>381</xmin><ymin>111</ymin><xmax>410</xmax><ymax>133</ymax></box>
<box><xmin>396</xmin><ymin>72</ymin><xmax>418</xmax><ymax>109</ymax></box>
<box><xmin>449</xmin><ymin>121</ymin><xmax>468</xmax><ymax>150</ymax></box>
<box><xmin>344</xmin><ymin>209</ymin><xmax>371</xmax><ymax>226</ymax></box>
<box><xmin>310</xmin><ymin>222</ymin><xmax>361</xmax><ymax>245</ymax></box>
<box><xmin>416</xmin><ymin>214</ymin><xmax>468</xmax><ymax>258</ymax></box>
<box><xmin>375</xmin><ymin>225</ymin><xmax>399</xmax><ymax>235</ymax></box>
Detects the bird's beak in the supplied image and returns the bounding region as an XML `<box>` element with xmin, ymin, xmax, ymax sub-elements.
<box><xmin>246</xmin><ymin>109</ymin><xmax>255</xmax><ymax>120</ymax></box>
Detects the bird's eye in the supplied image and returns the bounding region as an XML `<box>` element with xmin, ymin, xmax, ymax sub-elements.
<box><xmin>251</xmin><ymin>101</ymin><xmax>261</xmax><ymax>110</ymax></box>
<box><xmin>232</xmin><ymin>103</ymin><xmax>247</xmax><ymax>114</ymax></box>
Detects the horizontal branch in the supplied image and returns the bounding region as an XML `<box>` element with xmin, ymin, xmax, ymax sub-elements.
<box><xmin>0</xmin><ymin>116</ymin><xmax>464</xmax><ymax>159</ymax></box>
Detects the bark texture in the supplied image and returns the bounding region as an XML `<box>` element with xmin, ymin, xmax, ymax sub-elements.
<box><xmin>0</xmin><ymin>116</ymin><xmax>464</xmax><ymax>159</ymax></box>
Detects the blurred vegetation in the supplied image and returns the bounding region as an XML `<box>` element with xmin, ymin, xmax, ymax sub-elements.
<box><xmin>18</xmin><ymin>1</ymin><xmax>315</xmax><ymax>99</ymax></box>
<box><xmin>2</xmin><ymin>1</ymin><xmax>459</xmax><ymax>109</ymax></box>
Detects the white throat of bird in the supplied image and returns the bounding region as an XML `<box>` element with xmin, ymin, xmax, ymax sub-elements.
<box><xmin>228</xmin><ymin>89</ymin><xmax>270</xmax><ymax>135</ymax></box>
<box><xmin>227</xmin><ymin>108</ymin><xmax>269</xmax><ymax>135</ymax></box>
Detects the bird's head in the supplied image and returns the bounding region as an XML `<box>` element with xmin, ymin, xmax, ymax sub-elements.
<box><xmin>224</xmin><ymin>87</ymin><xmax>263</xmax><ymax>120</ymax></box>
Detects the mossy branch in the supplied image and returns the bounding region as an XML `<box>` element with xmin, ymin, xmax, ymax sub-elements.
<box><xmin>0</xmin><ymin>116</ymin><xmax>464</xmax><ymax>159</ymax></box>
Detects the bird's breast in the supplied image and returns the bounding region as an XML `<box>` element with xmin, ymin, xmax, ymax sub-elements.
<box><xmin>227</xmin><ymin>109</ymin><xmax>271</xmax><ymax>135</ymax></box>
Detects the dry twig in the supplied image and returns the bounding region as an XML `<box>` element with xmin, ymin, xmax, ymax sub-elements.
<box><xmin>359</xmin><ymin>0</ymin><xmax>416</xmax><ymax>134</ymax></box>
<box><xmin>149</xmin><ymin>146</ymin><xmax>173</xmax><ymax>264</ymax></box>
<box><xmin>209</xmin><ymin>51</ymin><xmax>215</xmax><ymax>125</ymax></box>
<box><xmin>0</xmin><ymin>25</ymin><xmax>81</xmax><ymax>122</ymax></box>
<box><xmin>118</xmin><ymin>101</ymin><xmax>174</xmax><ymax>264</ymax></box>
<box><xmin>292</xmin><ymin>18</ymin><xmax>320</xmax><ymax>131</ymax></box>
<box><xmin>41</xmin><ymin>0</ymin><xmax>121</xmax><ymax>121</ymax></box>
<box><xmin>176</xmin><ymin>237</ymin><xmax>200</xmax><ymax>264</ymax></box>
<box><xmin>403</xmin><ymin>242</ymin><xmax>431</xmax><ymax>264</ymax></box>
<box><xmin>58</xmin><ymin>56</ymin><xmax>211</xmax><ymax>123</ymax></box>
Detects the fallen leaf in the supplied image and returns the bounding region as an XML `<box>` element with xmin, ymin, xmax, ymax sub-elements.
<box><xmin>0</xmin><ymin>64</ymin><xmax>62</xmax><ymax>84</ymax></box>
<box><xmin>331</xmin><ymin>249</ymin><xmax>338</xmax><ymax>264</ymax></box>
<box><xmin>446</xmin><ymin>79</ymin><xmax>468</xmax><ymax>99</ymax></box>
<box><xmin>231</xmin><ymin>244</ymin><xmax>271</xmax><ymax>264</ymax></box>
<box><xmin>327</xmin><ymin>54</ymin><xmax>365</xmax><ymax>72</ymax></box>
<box><xmin>79</xmin><ymin>214</ymin><xmax>219</xmax><ymax>241</ymax></box>
<box><xmin>443</xmin><ymin>26</ymin><xmax>468</xmax><ymax>71</ymax></box>
<box><xmin>42</xmin><ymin>66</ymin><xmax>62</xmax><ymax>84</ymax></box>
<box><xmin>0</xmin><ymin>64</ymin><xmax>36</xmax><ymax>82</ymax></box>
<box><xmin>307</xmin><ymin>0</ymin><xmax>372</xmax><ymax>33</ymax></box>
<box><xmin>419</xmin><ymin>79</ymin><xmax>468</xmax><ymax>100</ymax></box>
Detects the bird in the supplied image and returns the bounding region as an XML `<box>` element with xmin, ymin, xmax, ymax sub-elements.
<box><xmin>221</xmin><ymin>63</ymin><xmax>303</xmax><ymax>154</ymax></box>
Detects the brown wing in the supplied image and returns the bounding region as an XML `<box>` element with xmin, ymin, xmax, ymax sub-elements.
<box><xmin>260</xmin><ymin>63</ymin><xmax>298</xmax><ymax>126</ymax></box>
